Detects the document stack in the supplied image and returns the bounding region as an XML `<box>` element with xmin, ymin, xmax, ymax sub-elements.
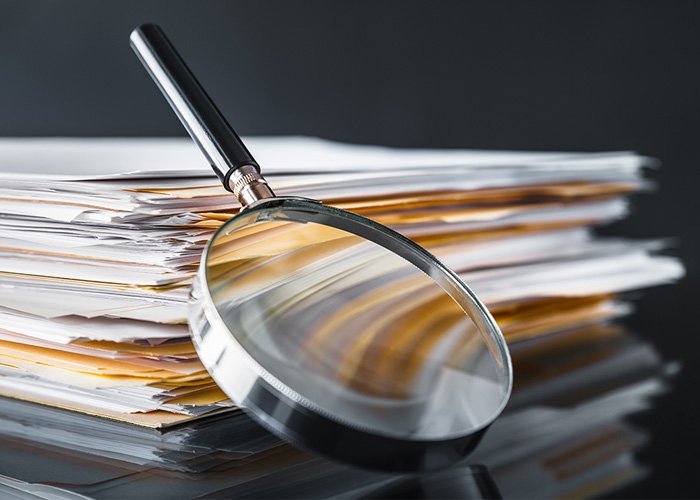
<box><xmin>0</xmin><ymin>136</ymin><xmax>683</xmax><ymax>428</ymax></box>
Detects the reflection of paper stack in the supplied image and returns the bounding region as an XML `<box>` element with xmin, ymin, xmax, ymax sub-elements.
<box><xmin>0</xmin><ymin>399</ymin><xmax>279</xmax><ymax>472</ymax></box>
<box><xmin>472</xmin><ymin>324</ymin><xmax>672</xmax><ymax>499</ymax></box>
<box><xmin>0</xmin><ymin>324</ymin><xmax>672</xmax><ymax>498</ymax></box>
<box><xmin>0</xmin><ymin>136</ymin><xmax>683</xmax><ymax>426</ymax></box>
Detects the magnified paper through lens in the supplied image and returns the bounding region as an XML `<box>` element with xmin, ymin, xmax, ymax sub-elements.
<box><xmin>200</xmin><ymin>200</ymin><xmax>510</xmax><ymax>441</ymax></box>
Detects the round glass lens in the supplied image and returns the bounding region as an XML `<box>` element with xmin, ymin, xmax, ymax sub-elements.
<box><xmin>193</xmin><ymin>198</ymin><xmax>511</xmax><ymax>442</ymax></box>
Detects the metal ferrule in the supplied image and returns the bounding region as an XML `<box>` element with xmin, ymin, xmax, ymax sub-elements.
<box><xmin>228</xmin><ymin>165</ymin><xmax>275</xmax><ymax>207</ymax></box>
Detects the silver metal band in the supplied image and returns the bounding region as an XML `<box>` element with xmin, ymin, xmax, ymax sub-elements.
<box><xmin>228</xmin><ymin>165</ymin><xmax>275</xmax><ymax>206</ymax></box>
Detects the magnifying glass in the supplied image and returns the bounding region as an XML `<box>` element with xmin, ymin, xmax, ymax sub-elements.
<box><xmin>130</xmin><ymin>24</ymin><xmax>512</xmax><ymax>472</ymax></box>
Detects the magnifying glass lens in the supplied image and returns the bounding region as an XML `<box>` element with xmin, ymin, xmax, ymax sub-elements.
<box><xmin>190</xmin><ymin>198</ymin><xmax>511</xmax><ymax>471</ymax></box>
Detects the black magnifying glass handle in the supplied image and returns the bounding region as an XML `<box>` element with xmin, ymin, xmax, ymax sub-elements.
<box><xmin>130</xmin><ymin>23</ymin><xmax>274</xmax><ymax>204</ymax></box>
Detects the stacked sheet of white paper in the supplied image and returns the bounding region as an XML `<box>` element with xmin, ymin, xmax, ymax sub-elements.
<box><xmin>0</xmin><ymin>137</ymin><xmax>683</xmax><ymax>426</ymax></box>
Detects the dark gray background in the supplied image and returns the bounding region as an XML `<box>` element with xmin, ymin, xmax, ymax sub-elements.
<box><xmin>1</xmin><ymin>1</ymin><xmax>698</xmax><ymax>497</ymax></box>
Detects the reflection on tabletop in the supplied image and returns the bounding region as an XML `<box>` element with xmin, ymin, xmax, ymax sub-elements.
<box><xmin>0</xmin><ymin>323</ymin><xmax>673</xmax><ymax>499</ymax></box>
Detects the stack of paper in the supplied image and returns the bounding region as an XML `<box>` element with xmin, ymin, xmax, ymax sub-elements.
<box><xmin>0</xmin><ymin>137</ymin><xmax>683</xmax><ymax>427</ymax></box>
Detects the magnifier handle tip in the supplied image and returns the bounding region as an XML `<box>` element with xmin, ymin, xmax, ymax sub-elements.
<box><xmin>129</xmin><ymin>23</ymin><xmax>273</xmax><ymax>205</ymax></box>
